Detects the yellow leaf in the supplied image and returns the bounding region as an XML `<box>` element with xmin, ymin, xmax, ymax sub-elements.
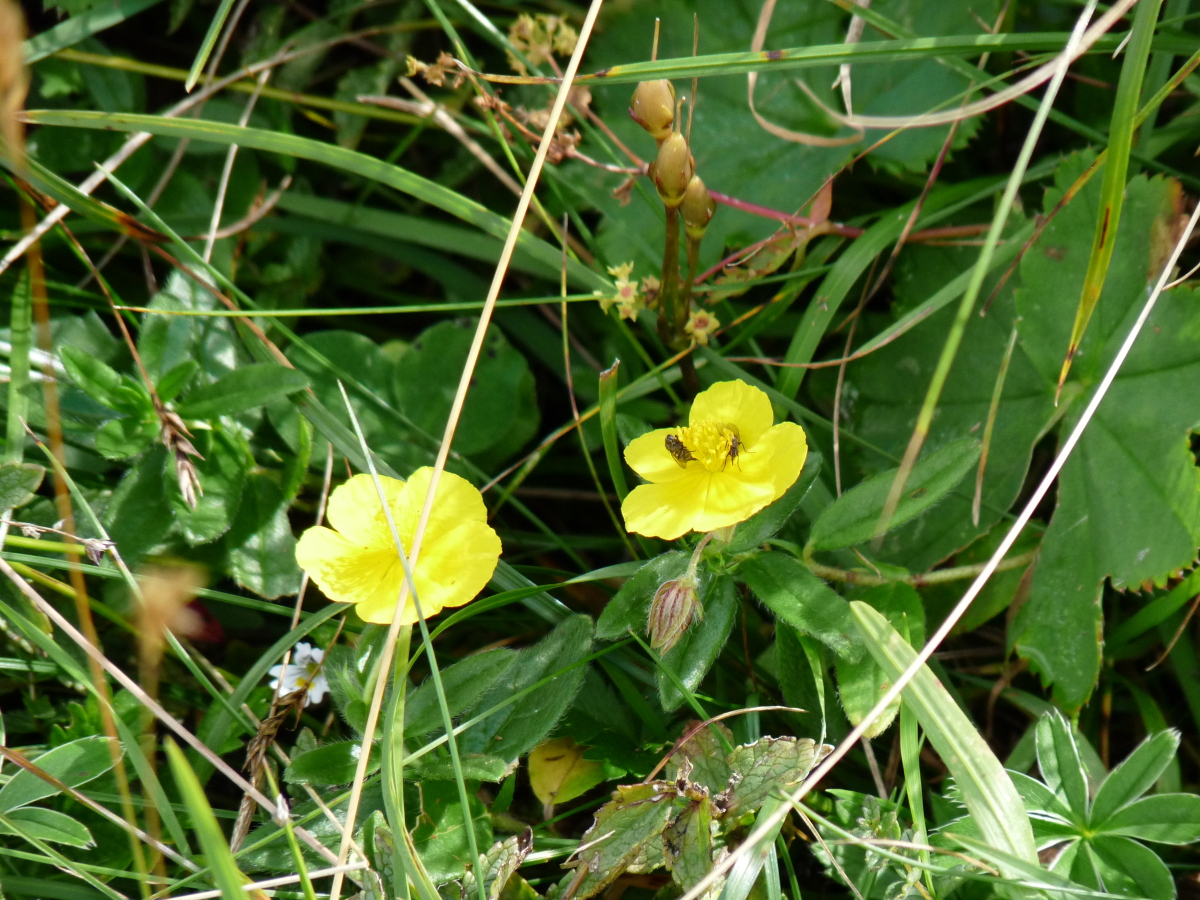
<box><xmin>528</xmin><ymin>738</ymin><xmax>605</xmax><ymax>815</ymax></box>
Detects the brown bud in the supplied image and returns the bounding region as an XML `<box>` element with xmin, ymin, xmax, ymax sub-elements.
<box><xmin>648</xmin><ymin>573</ymin><xmax>703</xmax><ymax>653</ymax></box>
<box><xmin>681</xmin><ymin>175</ymin><xmax>716</xmax><ymax>241</ymax></box>
<box><xmin>629</xmin><ymin>80</ymin><xmax>676</xmax><ymax>142</ymax></box>
<box><xmin>650</xmin><ymin>132</ymin><xmax>694</xmax><ymax>208</ymax></box>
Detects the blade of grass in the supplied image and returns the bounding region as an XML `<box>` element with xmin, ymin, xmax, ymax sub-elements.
<box><xmin>1057</xmin><ymin>0</ymin><xmax>1164</xmax><ymax>397</ymax></box>
<box><xmin>22</xmin><ymin>0</ymin><xmax>166</xmax><ymax>63</ymax></box>
<box><xmin>597</xmin><ymin>360</ymin><xmax>629</xmax><ymax>502</ymax></box>
<box><xmin>22</xmin><ymin>110</ymin><xmax>607</xmax><ymax>291</ymax></box>
<box><xmin>184</xmin><ymin>0</ymin><xmax>237</xmax><ymax>91</ymax></box>
<box><xmin>164</xmin><ymin>739</ymin><xmax>246</xmax><ymax>900</ymax></box>
<box><xmin>871</xmin><ymin>0</ymin><xmax>1097</xmax><ymax>542</ymax></box>
<box><xmin>4</xmin><ymin>272</ymin><xmax>30</xmax><ymax>462</ymax></box>
<box><xmin>898</xmin><ymin>704</ymin><xmax>932</xmax><ymax>893</ymax></box>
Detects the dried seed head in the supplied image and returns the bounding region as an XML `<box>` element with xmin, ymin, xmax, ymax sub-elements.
<box><xmin>681</xmin><ymin>175</ymin><xmax>716</xmax><ymax>241</ymax></box>
<box><xmin>650</xmin><ymin>132</ymin><xmax>694</xmax><ymax>208</ymax></box>
<box><xmin>630</xmin><ymin>80</ymin><xmax>676</xmax><ymax>142</ymax></box>
<box><xmin>648</xmin><ymin>572</ymin><xmax>703</xmax><ymax>653</ymax></box>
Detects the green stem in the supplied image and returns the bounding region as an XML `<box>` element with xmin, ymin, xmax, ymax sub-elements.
<box><xmin>658</xmin><ymin>205</ymin><xmax>682</xmax><ymax>347</ymax></box>
<box><xmin>5</xmin><ymin>272</ymin><xmax>31</xmax><ymax>463</ymax></box>
<box><xmin>381</xmin><ymin>623</ymin><xmax>414</xmax><ymax>900</ymax></box>
<box><xmin>804</xmin><ymin>548</ymin><xmax>1038</xmax><ymax>588</ymax></box>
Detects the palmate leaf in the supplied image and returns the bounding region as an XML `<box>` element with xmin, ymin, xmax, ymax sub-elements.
<box><xmin>849</xmin><ymin>151</ymin><xmax>1200</xmax><ymax>710</ymax></box>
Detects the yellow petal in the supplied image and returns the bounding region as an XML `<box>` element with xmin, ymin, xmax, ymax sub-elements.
<box><xmin>690</xmin><ymin>380</ymin><xmax>773</xmax><ymax>446</ymax></box>
<box><xmin>621</xmin><ymin>466</ymin><xmax>711</xmax><ymax>539</ymax></box>
<box><xmin>325</xmin><ymin>473</ymin><xmax>406</xmax><ymax>549</ymax></box>
<box><xmin>412</xmin><ymin>519</ymin><xmax>503</xmax><ymax>620</ymax></box>
<box><xmin>295</xmin><ymin>526</ymin><xmax>406</xmax><ymax>618</ymax></box>
<box><xmin>624</xmin><ymin>429</ymin><xmax>691</xmax><ymax>483</ymax></box>
<box><xmin>746</xmin><ymin>421</ymin><xmax>808</xmax><ymax>498</ymax></box>
<box><xmin>689</xmin><ymin>470</ymin><xmax>778</xmax><ymax>532</ymax></box>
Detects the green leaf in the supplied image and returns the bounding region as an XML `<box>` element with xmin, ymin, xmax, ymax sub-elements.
<box><xmin>596</xmin><ymin>551</ymin><xmax>687</xmax><ymax>641</ymax></box>
<box><xmin>567</xmin><ymin>782</ymin><xmax>688</xmax><ymax>900</ymax></box>
<box><xmin>1091</xmin><ymin>731</ymin><xmax>1180</xmax><ymax>826</ymax></box>
<box><xmin>0</xmin><ymin>736</ymin><xmax>119</xmax><ymax>811</ymax></box>
<box><xmin>658</xmin><ymin>574</ymin><xmax>738</xmax><ymax>712</ymax></box>
<box><xmin>726</xmin><ymin>450</ymin><xmax>822</xmax><ymax>554</ymax></box>
<box><xmin>461</xmin><ymin>615</ymin><xmax>592</xmax><ymax>762</ymax></box>
<box><xmin>462</xmin><ymin>833</ymin><xmax>533</xmax><ymax>900</ymax></box>
<box><xmin>1012</xmin><ymin>158</ymin><xmax>1200</xmax><ymax>710</ymax></box>
<box><xmin>93</xmin><ymin>414</ymin><xmax>160</xmax><ymax>460</ymax></box>
<box><xmin>740</xmin><ymin>552</ymin><xmax>861</xmax><ymax>662</ymax></box>
<box><xmin>835</xmin><ymin>583</ymin><xmax>924</xmax><ymax>739</ymax></box>
<box><xmin>405</xmin><ymin>648</ymin><xmax>516</xmax><ymax>736</ymax></box>
<box><xmin>1035</xmin><ymin>711</ymin><xmax>1090</xmax><ymax>820</ymax></box>
<box><xmin>167</xmin><ymin>428</ymin><xmax>249</xmax><ymax>545</ymax></box>
<box><xmin>717</xmin><ymin>737</ymin><xmax>829</xmax><ymax>820</ymax></box>
<box><xmin>0</xmin><ymin>808</ymin><xmax>94</xmax><ymax>848</ymax></box>
<box><xmin>850</xmin><ymin>602</ymin><xmax>1038</xmax><ymax>870</ymax></box>
<box><xmin>664</xmin><ymin>798</ymin><xmax>714</xmax><ymax>894</ymax></box>
<box><xmin>392</xmin><ymin>322</ymin><xmax>538</xmax><ymax>464</ymax></box>
<box><xmin>0</xmin><ymin>462</ymin><xmax>44</xmax><ymax>510</ymax></box>
<box><xmin>224</xmin><ymin>475</ymin><xmax>302</xmax><ymax>599</ymax></box>
<box><xmin>665</xmin><ymin>722</ymin><xmax>733</xmax><ymax>794</ymax></box>
<box><xmin>808</xmin><ymin>438</ymin><xmax>980</xmax><ymax>551</ymax></box>
<box><xmin>175</xmin><ymin>363</ymin><xmax>310</xmax><ymax>419</ymax></box>
<box><xmin>23</xmin><ymin>0</ymin><xmax>166</xmax><ymax>64</ymax></box>
<box><xmin>412</xmin><ymin>754</ymin><xmax>510</xmax><ymax>783</ymax></box>
<box><xmin>1102</xmin><ymin>794</ymin><xmax>1200</xmax><ymax>844</ymax></box>
<box><xmin>164</xmin><ymin>739</ymin><xmax>247</xmax><ymax>900</ymax></box>
<box><xmin>410</xmin><ymin>779</ymin><xmax>493</xmax><ymax>884</ymax></box>
<box><xmin>1090</xmin><ymin>834</ymin><xmax>1176</xmax><ymax>900</ymax></box>
<box><xmin>1008</xmin><ymin>770</ymin><xmax>1075</xmax><ymax>824</ymax></box>
<box><xmin>156</xmin><ymin>359</ymin><xmax>199</xmax><ymax>404</ymax></box>
<box><xmin>284</xmin><ymin>740</ymin><xmax>374</xmax><ymax>786</ymax></box>
<box><xmin>60</xmin><ymin>345</ymin><xmax>122</xmax><ymax>410</ymax></box>
<box><xmin>529</xmin><ymin>737</ymin><xmax>606</xmax><ymax>809</ymax></box>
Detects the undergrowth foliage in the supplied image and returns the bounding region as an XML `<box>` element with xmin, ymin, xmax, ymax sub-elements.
<box><xmin>3</xmin><ymin>0</ymin><xmax>1200</xmax><ymax>899</ymax></box>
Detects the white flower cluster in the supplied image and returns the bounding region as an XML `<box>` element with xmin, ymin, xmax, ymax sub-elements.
<box><xmin>267</xmin><ymin>642</ymin><xmax>329</xmax><ymax>707</ymax></box>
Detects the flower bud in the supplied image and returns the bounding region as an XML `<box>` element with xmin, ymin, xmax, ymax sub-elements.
<box><xmin>629</xmin><ymin>80</ymin><xmax>676</xmax><ymax>142</ymax></box>
<box><xmin>650</xmin><ymin>132</ymin><xmax>694</xmax><ymax>208</ymax></box>
<box><xmin>648</xmin><ymin>573</ymin><xmax>703</xmax><ymax>653</ymax></box>
<box><xmin>681</xmin><ymin>175</ymin><xmax>716</xmax><ymax>241</ymax></box>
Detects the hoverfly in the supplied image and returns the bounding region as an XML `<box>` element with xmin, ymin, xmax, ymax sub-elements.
<box><xmin>665</xmin><ymin>434</ymin><xmax>696</xmax><ymax>467</ymax></box>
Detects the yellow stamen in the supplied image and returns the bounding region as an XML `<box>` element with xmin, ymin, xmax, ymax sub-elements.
<box><xmin>677</xmin><ymin>421</ymin><xmax>740</xmax><ymax>472</ymax></box>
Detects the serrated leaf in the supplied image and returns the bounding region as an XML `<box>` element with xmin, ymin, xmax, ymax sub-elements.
<box><xmin>411</xmin><ymin>780</ymin><xmax>493</xmax><ymax>884</ymax></box>
<box><xmin>740</xmin><ymin>552</ymin><xmax>861</xmax><ymax>661</ymax></box>
<box><xmin>664</xmin><ymin>722</ymin><xmax>733</xmax><ymax>795</ymax></box>
<box><xmin>1091</xmin><ymin>731</ymin><xmax>1181</xmax><ymax>826</ymax></box>
<box><xmin>406</xmin><ymin>648</ymin><xmax>516</xmax><ymax>737</ymax></box>
<box><xmin>596</xmin><ymin>552</ymin><xmax>687</xmax><ymax>641</ymax></box>
<box><xmin>658</xmin><ymin>574</ymin><xmax>737</xmax><ymax>712</ymax></box>
<box><xmin>568</xmin><ymin>782</ymin><xmax>688</xmax><ymax>900</ymax></box>
<box><xmin>175</xmin><ymin>363</ymin><xmax>310</xmax><ymax>419</ymax></box>
<box><xmin>716</xmin><ymin>737</ymin><xmax>829</xmax><ymax>820</ymax></box>
<box><xmin>1012</xmin><ymin>158</ymin><xmax>1200</xmax><ymax>710</ymax></box>
<box><xmin>808</xmin><ymin>438</ymin><xmax>980</xmax><ymax>551</ymax></box>
<box><xmin>529</xmin><ymin>737</ymin><xmax>606</xmax><ymax>811</ymax></box>
<box><xmin>60</xmin><ymin>345</ymin><xmax>122</xmax><ymax>410</ymax></box>
<box><xmin>0</xmin><ymin>736</ymin><xmax>120</xmax><ymax>812</ymax></box>
<box><xmin>0</xmin><ymin>807</ymin><xmax>94</xmax><ymax>847</ymax></box>
<box><xmin>0</xmin><ymin>462</ymin><xmax>44</xmax><ymax>511</ymax></box>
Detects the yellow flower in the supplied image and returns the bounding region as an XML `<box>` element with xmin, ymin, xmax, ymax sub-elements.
<box><xmin>603</xmin><ymin>262</ymin><xmax>641</xmax><ymax>317</ymax></box>
<box><xmin>295</xmin><ymin>469</ymin><xmax>501</xmax><ymax>625</ymax></box>
<box><xmin>685</xmin><ymin>309</ymin><xmax>720</xmax><ymax>345</ymax></box>
<box><xmin>621</xmin><ymin>380</ymin><xmax>807</xmax><ymax>540</ymax></box>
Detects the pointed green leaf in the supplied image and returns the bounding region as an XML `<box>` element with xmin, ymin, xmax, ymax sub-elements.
<box><xmin>0</xmin><ymin>737</ymin><xmax>120</xmax><ymax>812</ymax></box>
<box><xmin>741</xmin><ymin>552</ymin><xmax>861</xmax><ymax>661</ymax></box>
<box><xmin>0</xmin><ymin>808</ymin><xmax>94</xmax><ymax>848</ymax></box>
<box><xmin>0</xmin><ymin>462</ymin><xmax>44</xmax><ymax>511</ymax></box>
<box><xmin>1036</xmin><ymin>711</ymin><xmax>1090</xmax><ymax>820</ymax></box>
<box><xmin>1091</xmin><ymin>730</ymin><xmax>1181</xmax><ymax>825</ymax></box>
<box><xmin>175</xmin><ymin>364</ymin><xmax>310</xmax><ymax>419</ymax></box>
<box><xmin>1102</xmin><ymin>794</ymin><xmax>1200</xmax><ymax>845</ymax></box>
<box><xmin>596</xmin><ymin>552</ymin><xmax>687</xmax><ymax>641</ymax></box>
<box><xmin>406</xmin><ymin>649</ymin><xmax>517</xmax><ymax>737</ymax></box>
<box><xmin>1090</xmin><ymin>834</ymin><xmax>1176</xmax><ymax>900</ymax></box>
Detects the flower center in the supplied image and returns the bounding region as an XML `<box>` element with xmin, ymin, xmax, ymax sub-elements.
<box><xmin>677</xmin><ymin>421</ymin><xmax>743</xmax><ymax>472</ymax></box>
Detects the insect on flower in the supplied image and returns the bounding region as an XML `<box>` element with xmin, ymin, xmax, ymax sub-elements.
<box><xmin>665</xmin><ymin>433</ymin><xmax>695</xmax><ymax>468</ymax></box>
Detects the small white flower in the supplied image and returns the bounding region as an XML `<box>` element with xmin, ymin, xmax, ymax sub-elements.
<box><xmin>268</xmin><ymin>642</ymin><xmax>329</xmax><ymax>706</ymax></box>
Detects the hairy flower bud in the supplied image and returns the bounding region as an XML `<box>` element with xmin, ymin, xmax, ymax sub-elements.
<box><xmin>681</xmin><ymin>175</ymin><xmax>716</xmax><ymax>241</ymax></box>
<box><xmin>648</xmin><ymin>572</ymin><xmax>703</xmax><ymax>653</ymax></box>
<box><xmin>650</xmin><ymin>132</ymin><xmax>694</xmax><ymax>208</ymax></box>
<box><xmin>629</xmin><ymin>80</ymin><xmax>676</xmax><ymax>142</ymax></box>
